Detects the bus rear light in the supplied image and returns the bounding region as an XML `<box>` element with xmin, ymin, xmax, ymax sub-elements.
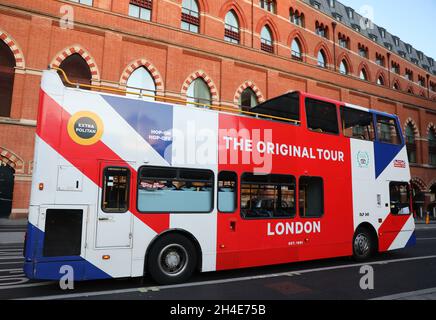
<box><xmin>103</xmin><ymin>255</ymin><xmax>110</xmax><ymax>260</ymax></box>
<box><xmin>39</xmin><ymin>183</ymin><xmax>44</xmax><ymax>191</ymax></box>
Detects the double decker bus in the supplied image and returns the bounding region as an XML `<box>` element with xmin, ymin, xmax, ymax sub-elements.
<box><xmin>24</xmin><ymin>70</ymin><xmax>415</xmax><ymax>284</ymax></box>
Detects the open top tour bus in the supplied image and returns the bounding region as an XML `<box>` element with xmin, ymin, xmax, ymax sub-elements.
<box><xmin>24</xmin><ymin>69</ymin><xmax>415</xmax><ymax>284</ymax></box>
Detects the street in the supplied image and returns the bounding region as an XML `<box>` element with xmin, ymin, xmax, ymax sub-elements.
<box><xmin>0</xmin><ymin>223</ymin><xmax>435</xmax><ymax>300</ymax></box>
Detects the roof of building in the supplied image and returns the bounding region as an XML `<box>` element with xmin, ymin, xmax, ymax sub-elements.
<box><xmin>302</xmin><ymin>0</ymin><xmax>436</xmax><ymax>76</ymax></box>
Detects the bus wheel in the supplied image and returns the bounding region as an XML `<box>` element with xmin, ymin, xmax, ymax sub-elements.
<box><xmin>353</xmin><ymin>228</ymin><xmax>374</xmax><ymax>261</ymax></box>
<box><xmin>147</xmin><ymin>234</ymin><xmax>197</xmax><ymax>285</ymax></box>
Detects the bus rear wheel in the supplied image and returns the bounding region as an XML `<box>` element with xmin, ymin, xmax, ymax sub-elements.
<box><xmin>353</xmin><ymin>228</ymin><xmax>375</xmax><ymax>261</ymax></box>
<box><xmin>147</xmin><ymin>234</ymin><xmax>197</xmax><ymax>285</ymax></box>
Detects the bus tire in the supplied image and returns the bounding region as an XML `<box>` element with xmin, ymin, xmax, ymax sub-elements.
<box><xmin>147</xmin><ymin>233</ymin><xmax>197</xmax><ymax>285</ymax></box>
<box><xmin>352</xmin><ymin>228</ymin><xmax>375</xmax><ymax>262</ymax></box>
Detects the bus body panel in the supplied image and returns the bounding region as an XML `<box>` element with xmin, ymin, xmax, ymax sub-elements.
<box><xmin>24</xmin><ymin>71</ymin><xmax>414</xmax><ymax>281</ymax></box>
<box><xmin>216</xmin><ymin>113</ymin><xmax>354</xmax><ymax>270</ymax></box>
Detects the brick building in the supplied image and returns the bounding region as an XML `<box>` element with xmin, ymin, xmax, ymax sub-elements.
<box><xmin>0</xmin><ymin>0</ymin><xmax>435</xmax><ymax>219</ymax></box>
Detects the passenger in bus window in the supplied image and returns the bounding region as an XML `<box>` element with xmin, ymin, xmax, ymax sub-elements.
<box><xmin>390</xmin><ymin>183</ymin><xmax>411</xmax><ymax>215</ymax></box>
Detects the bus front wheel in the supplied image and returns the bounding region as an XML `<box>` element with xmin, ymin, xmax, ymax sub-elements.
<box><xmin>353</xmin><ymin>228</ymin><xmax>375</xmax><ymax>261</ymax></box>
<box><xmin>147</xmin><ymin>234</ymin><xmax>197</xmax><ymax>285</ymax></box>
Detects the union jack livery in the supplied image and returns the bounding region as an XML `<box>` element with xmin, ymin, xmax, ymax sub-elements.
<box><xmin>24</xmin><ymin>70</ymin><xmax>415</xmax><ymax>284</ymax></box>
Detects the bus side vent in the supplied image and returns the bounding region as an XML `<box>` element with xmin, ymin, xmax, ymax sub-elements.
<box><xmin>43</xmin><ymin>209</ymin><xmax>83</xmax><ymax>257</ymax></box>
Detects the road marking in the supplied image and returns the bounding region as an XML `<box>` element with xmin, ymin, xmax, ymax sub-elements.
<box><xmin>9</xmin><ymin>270</ymin><xmax>24</xmax><ymax>274</ymax></box>
<box><xmin>0</xmin><ymin>282</ymin><xmax>56</xmax><ymax>290</ymax></box>
<box><xmin>372</xmin><ymin>287</ymin><xmax>436</xmax><ymax>300</ymax></box>
<box><xmin>0</xmin><ymin>274</ymin><xmax>25</xmax><ymax>279</ymax></box>
<box><xmin>0</xmin><ymin>256</ymin><xmax>23</xmax><ymax>260</ymax></box>
<box><xmin>0</xmin><ymin>268</ymin><xmax>23</xmax><ymax>273</ymax></box>
<box><xmin>0</xmin><ymin>262</ymin><xmax>23</xmax><ymax>265</ymax></box>
<box><xmin>138</xmin><ymin>287</ymin><xmax>160</xmax><ymax>293</ymax></box>
<box><xmin>0</xmin><ymin>277</ymin><xmax>29</xmax><ymax>286</ymax></box>
<box><xmin>17</xmin><ymin>254</ymin><xmax>436</xmax><ymax>300</ymax></box>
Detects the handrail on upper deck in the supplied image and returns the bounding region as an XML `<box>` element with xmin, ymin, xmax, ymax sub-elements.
<box><xmin>51</xmin><ymin>66</ymin><xmax>300</xmax><ymax>125</ymax></box>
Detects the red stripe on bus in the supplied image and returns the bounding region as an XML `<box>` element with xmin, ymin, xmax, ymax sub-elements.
<box><xmin>37</xmin><ymin>90</ymin><xmax>170</xmax><ymax>234</ymax></box>
<box><xmin>378</xmin><ymin>214</ymin><xmax>410</xmax><ymax>251</ymax></box>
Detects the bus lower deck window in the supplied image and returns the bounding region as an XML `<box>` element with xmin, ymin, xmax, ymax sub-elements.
<box><xmin>102</xmin><ymin>167</ymin><xmax>130</xmax><ymax>213</ymax></box>
<box><xmin>137</xmin><ymin>167</ymin><xmax>214</xmax><ymax>213</ymax></box>
<box><xmin>240</xmin><ymin>173</ymin><xmax>296</xmax><ymax>219</ymax></box>
<box><xmin>218</xmin><ymin>171</ymin><xmax>237</xmax><ymax>213</ymax></box>
<box><xmin>389</xmin><ymin>182</ymin><xmax>411</xmax><ymax>215</ymax></box>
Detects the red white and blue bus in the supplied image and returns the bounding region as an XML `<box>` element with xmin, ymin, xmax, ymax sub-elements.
<box><xmin>24</xmin><ymin>69</ymin><xmax>415</xmax><ymax>284</ymax></box>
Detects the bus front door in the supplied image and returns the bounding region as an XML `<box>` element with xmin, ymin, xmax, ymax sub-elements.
<box><xmin>95</xmin><ymin>162</ymin><xmax>133</xmax><ymax>248</ymax></box>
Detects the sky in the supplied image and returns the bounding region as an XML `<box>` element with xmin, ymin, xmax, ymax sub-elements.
<box><xmin>338</xmin><ymin>0</ymin><xmax>436</xmax><ymax>59</ymax></box>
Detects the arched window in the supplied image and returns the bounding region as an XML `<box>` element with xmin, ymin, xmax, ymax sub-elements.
<box><xmin>298</xmin><ymin>13</ymin><xmax>305</xmax><ymax>28</ymax></box>
<box><xmin>181</xmin><ymin>0</ymin><xmax>200</xmax><ymax>33</ymax></box>
<box><xmin>315</xmin><ymin>21</ymin><xmax>328</xmax><ymax>39</ymax></box>
<box><xmin>429</xmin><ymin>127</ymin><xmax>436</xmax><ymax>166</ymax></box>
<box><xmin>260</xmin><ymin>0</ymin><xmax>276</xmax><ymax>13</ymax></box>
<box><xmin>393</xmin><ymin>81</ymin><xmax>400</xmax><ymax>90</ymax></box>
<box><xmin>360</xmin><ymin>68</ymin><xmax>368</xmax><ymax>81</ymax></box>
<box><xmin>317</xmin><ymin>49</ymin><xmax>327</xmax><ymax>68</ymax></box>
<box><xmin>239</xmin><ymin>88</ymin><xmax>258</xmax><ymax>112</ymax></box>
<box><xmin>391</xmin><ymin>61</ymin><xmax>400</xmax><ymax>74</ymax></box>
<box><xmin>126</xmin><ymin>67</ymin><xmax>156</xmax><ymax>101</ymax></box>
<box><xmin>187</xmin><ymin>78</ymin><xmax>211</xmax><ymax>107</ymax></box>
<box><xmin>260</xmin><ymin>26</ymin><xmax>273</xmax><ymax>53</ymax></box>
<box><xmin>291</xmin><ymin>38</ymin><xmax>302</xmax><ymax>60</ymax></box>
<box><xmin>339</xmin><ymin>60</ymin><xmax>348</xmax><ymax>75</ymax></box>
<box><xmin>338</xmin><ymin>33</ymin><xmax>349</xmax><ymax>49</ymax></box>
<box><xmin>405</xmin><ymin>123</ymin><xmax>416</xmax><ymax>163</ymax></box>
<box><xmin>290</xmin><ymin>9</ymin><xmax>305</xmax><ymax>27</ymax></box>
<box><xmin>376</xmin><ymin>53</ymin><xmax>385</xmax><ymax>67</ymax></box>
<box><xmin>0</xmin><ymin>40</ymin><xmax>15</xmax><ymax>117</ymax></box>
<box><xmin>58</xmin><ymin>53</ymin><xmax>92</xmax><ymax>89</ymax></box>
<box><xmin>377</xmin><ymin>75</ymin><xmax>385</xmax><ymax>86</ymax></box>
<box><xmin>224</xmin><ymin>10</ymin><xmax>240</xmax><ymax>44</ymax></box>
<box><xmin>358</xmin><ymin>44</ymin><xmax>368</xmax><ymax>58</ymax></box>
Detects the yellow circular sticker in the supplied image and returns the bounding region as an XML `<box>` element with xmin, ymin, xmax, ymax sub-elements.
<box><xmin>67</xmin><ymin>111</ymin><xmax>104</xmax><ymax>146</ymax></box>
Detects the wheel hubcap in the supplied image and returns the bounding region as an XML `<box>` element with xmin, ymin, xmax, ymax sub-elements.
<box><xmin>158</xmin><ymin>244</ymin><xmax>188</xmax><ymax>277</ymax></box>
<box><xmin>354</xmin><ymin>234</ymin><xmax>370</xmax><ymax>256</ymax></box>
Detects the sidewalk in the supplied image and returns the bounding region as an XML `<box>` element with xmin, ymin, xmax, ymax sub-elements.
<box><xmin>0</xmin><ymin>218</ymin><xmax>27</xmax><ymax>226</ymax></box>
<box><xmin>0</xmin><ymin>232</ymin><xmax>25</xmax><ymax>245</ymax></box>
<box><xmin>0</xmin><ymin>218</ymin><xmax>27</xmax><ymax>245</ymax></box>
<box><xmin>373</xmin><ymin>287</ymin><xmax>436</xmax><ymax>300</ymax></box>
<box><xmin>415</xmin><ymin>220</ymin><xmax>436</xmax><ymax>224</ymax></box>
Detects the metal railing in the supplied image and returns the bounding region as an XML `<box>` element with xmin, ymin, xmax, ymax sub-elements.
<box><xmin>52</xmin><ymin>67</ymin><xmax>300</xmax><ymax>124</ymax></box>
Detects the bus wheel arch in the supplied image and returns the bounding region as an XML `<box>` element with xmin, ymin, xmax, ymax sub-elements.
<box><xmin>144</xmin><ymin>229</ymin><xmax>203</xmax><ymax>283</ymax></box>
<box><xmin>353</xmin><ymin>223</ymin><xmax>379</xmax><ymax>261</ymax></box>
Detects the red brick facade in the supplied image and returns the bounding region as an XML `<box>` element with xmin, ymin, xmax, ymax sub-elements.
<box><xmin>0</xmin><ymin>0</ymin><xmax>435</xmax><ymax>219</ymax></box>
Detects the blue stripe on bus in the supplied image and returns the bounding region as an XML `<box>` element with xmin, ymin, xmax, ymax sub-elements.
<box><xmin>102</xmin><ymin>95</ymin><xmax>174</xmax><ymax>164</ymax></box>
<box><xmin>23</xmin><ymin>223</ymin><xmax>111</xmax><ymax>281</ymax></box>
<box><xmin>405</xmin><ymin>232</ymin><xmax>416</xmax><ymax>248</ymax></box>
<box><xmin>374</xmin><ymin>141</ymin><xmax>403</xmax><ymax>179</ymax></box>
